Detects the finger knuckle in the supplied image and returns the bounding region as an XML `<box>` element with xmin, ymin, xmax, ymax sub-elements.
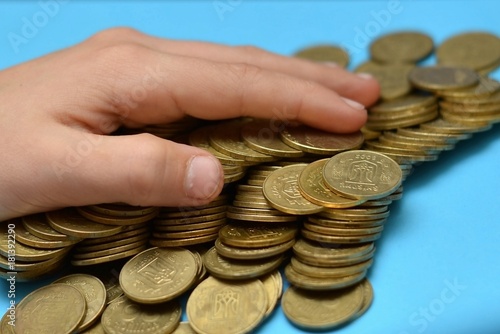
<box><xmin>87</xmin><ymin>27</ymin><xmax>143</xmax><ymax>45</ymax></box>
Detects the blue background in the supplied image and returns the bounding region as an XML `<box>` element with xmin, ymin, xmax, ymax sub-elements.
<box><xmin>1</xmin><ymin>1</ymin><xmax>499</xmax><ymax>333</ymax></box>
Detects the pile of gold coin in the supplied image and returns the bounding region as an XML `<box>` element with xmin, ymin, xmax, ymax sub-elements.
<box><xmin>1</xmin><ymin>30</ymin><xmax>499</xmax><ymax>333</ymax></box>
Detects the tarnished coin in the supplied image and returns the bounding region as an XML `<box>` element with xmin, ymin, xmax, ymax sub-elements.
<box><xmin>172</xmin><ymin>322</ymin><xmax>197</xmax><ymax>334</ymax></box>
<box><xmin>80</xmin><ymin>321</ymin><xmax>106</xmax><ymax>334</ymax></box>
<box><xmin>187</xmin><ymin>276</ymin><xmax>268</xmax><ymax>334</ymax></box>
<box><xmin>263</xmin><ymin>164</ymin><xmax>323</xmax><ymax>215</ymax></box>
<box><xmin>291</xmin><ymin>257</ymin><xmax>373</xmax><ymax>278</ymax></box>
<box><xmin>14</xmin><ymin>222</ymin><xmax>80</xmax><ymax>249</ymax></box>
<box><xmin>120</xmin><ymin>247</ymin><xmax>198</xmax><ymax>304</ymax></box>
<box><xmin>285</xmin><ymin>264</ymin><xmax>366</xmax><ymax>290</ymax></box>
<box><xmin>76</xmin><ymin>207</ymin><xmax>158</xmax><ymax>226</ymax></box>
<box><xmin>15</xmin><ymin>284</ymin><xmax>86</xmax><ymax>334</ymax></box>
<box><xmin>298</xmin><ymin>159</ymin><xmax>367</xmax><ymax>208</ymax></box>
<box><xmin>370</xmin><ymin>31</ymin><xmax>434</xmax><ymax>63</ymax></box>
<box><xmin>203</xmin><ymin>246</ymin><xmax>283</xmax><ymax>280</ymax></box>
<box><xmin>281</xmin><ymin>283</ymin><xmax>364</xmax><ymax>330</ymax></box>
<box><xmin>409</xmin><ymin>65</ymin><xmax>479</xmax><ymax>91</ymax></box>
<box><xmin>101</xmin><ymin>296</ymin><xmax>181</xmax><ymax>334</ymax></box>
<box><xmin>280</xmin><ymin>124</ymin><xmax>364</xmax><ymax>155</ymax></box>
<box><xmin>149</xmin><ymin>233</ymin><xmax>219</xmax><ymax>247</ymax></box>
<box><xmin>218</xmin><ymin>223</ymin><xmax>298</xmax><ymax>248</ymax></box>
<box><xmin>52</xmin><ymin>274</ymin><xmax>107</xmax><ymax>331</ymax></box>
<box><xmin>294</xmin><ymin>44</ymin><xmax>349</xmax><ymax>67</ymax></box>
<box><xmin>22</xmin><ymin>214</ymin><xmax>79</xmax><ymax>241</ymax></box>
<box><xmin>85</xmin><ymin>203</ymin><xmax>158</xmax><ymax>217</ymax></box>
<box><xmin>71</xmin><ymin>245</ymin><xmax>147</xmax><ymax>267</ymax></box>
<box><xmin>215</xmin><ymin>237</ymin><xmax>295</xmax><ymax>260</ymax></box>
<box><xmin>437</xmin><ymin>32</ymin><xmax>500</xmax><ymax>71</ymax></box>
<box><xmin>323</xmin><ymin>150</ymin><xmax>402</xmax><ymax>200</ymax></box>
<box><xmin>293</xmin><ymin>239</ymin><xmax>374</xmax><ymax>263</ymax></box>
<box><xmin>355</xmin><ymin>61</ymin><xmax>414</xmax><ymax>100</ymax></box>
<box><xmin>46</xmin><ymin>208</ymin><xmax>124</xmax><ymax>239</ymax></box>
<box><xmin>241</xmin><ymin>119</ymin><xmax>304</xmax><ymax>157</ymax></box>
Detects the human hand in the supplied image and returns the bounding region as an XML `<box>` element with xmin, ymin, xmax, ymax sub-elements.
<box><xmin>0</xmin><ymin>27</ymin><xmax>379</xmax><ymax>221</ymax></box>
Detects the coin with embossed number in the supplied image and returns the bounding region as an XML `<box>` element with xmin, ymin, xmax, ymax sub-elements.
<box><xmin>16</xmin><ymin>284</ymin><xmax>86</xmax><ymax>334</ymax></box>
<box><xmin>323</xmin><ymin>150</ymin><xmax>402</xmax><ymax>200</ymax></box>
<box><xmin>119</xmin><ymin>247</ymin><xmax>198</xmax><ymax>304</ymax></box>
<box><xmin>52</xmin><ymin>274</ymin><xmax>106</xmax><ymax>332</ymax></box>
<box><xmin>101</xmin><ymin>296</ymin><xmax>181</xmax><ymax>334</ymax></box>
<box><xmin>187</xmin><ymin>276</ymin><xmax>268</xmax><ymax>334</ymax></box>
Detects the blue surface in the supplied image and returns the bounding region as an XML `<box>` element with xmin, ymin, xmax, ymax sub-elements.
<box><xmin>1</xmin><ymin>1</ymin><xmax>499</xmax><ymax>333</ymax></box>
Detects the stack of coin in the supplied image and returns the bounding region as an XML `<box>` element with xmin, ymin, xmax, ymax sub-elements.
<box><xmin>0</xmin><ymin>215</ymin><xmax>78</xmax><ymax>281</ymax></box>
<box><xmin>120</xmin><ymin>115</ymin><xmax>202</xmax><ymax>139</ymax></box>
<box><xmin>150</xmin><ymin>193</ymin><xmax>228</xmax><ymax>247</ymax></box>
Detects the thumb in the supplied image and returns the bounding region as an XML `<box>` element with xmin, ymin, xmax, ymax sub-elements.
<box><xmin>64</xmin><ymin>133</ymin><xmax>224</xmax><ymax>208</ymax></box>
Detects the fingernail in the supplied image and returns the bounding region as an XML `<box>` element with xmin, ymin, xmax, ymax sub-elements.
<box><xmin>341</xmin><ymin>97</ymin><xmax>366</xmax><ymax>110</ymax></box>
<box><xmin>185</xmin><ymin>155</ymin><xmax>222</xmax><ymax>200</ymax></box>
<box><xmin>321</xmin><ymin>61</ymin><xmax>339</xmax><ymax>67</ymax></box>
<box><xmin>356</xmin><ymin>72</ymin><xmax>374</xmax><ymax>80</ymax></box>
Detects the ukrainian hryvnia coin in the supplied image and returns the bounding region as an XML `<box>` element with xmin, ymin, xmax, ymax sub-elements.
<box><xmin>101</xmin><ymin>296</ymin><xmax>181</xmax><ymax>334</ymax></box>
<box><xmin>52</xmin><ymin>274</ymin><xmax>107</xmax><ymax>331</ymax></box>
<box><xmin>15</xmin><ymin>284</ymin><xmax>87</xmax><ymax>334</ymax></box>
<box><xmin>370</xmin><ymin>31</ymin><xmax>434</xmax><ymax>63</ymax></box>
<box><xmin>294</xmin><ymin>44</ymin><xmax>350</xmax><ymax>67</ymax></box>
<box><xmin>408</xmin><ymin>65</ymin><xmax>479</xmax><ymax>91</ymax></box>
<box><xmin>281</xmin><ymin>283</ymin><xmax>364</xmax><ymax>330</ymax></box>
<box><xmin>355</xmin><ymin>61</ymin><xmax>414</xmax><ymax>100</ymax></box>
<box><xmin>323</xmin><ymin>150</ymin><xmax>402</xmax><ymax>200</ymax></box>
<box><xmin>263</xmin><ymin>164</ymin><xmax>323</xmax><ymax>215</ymax></box>
<box><xmin>218</xmin><ymin>223</ymin><xmax>298</xmax><ymax>248</ymax></box>
<box><xmin>171</xmin><ymin>322</ymin><xmax>197</xmax><ymax>334</ymax></box>
<box><xmin>119</xmin><ymin>247</ymin><xmax>198</xmax><ymax>304</ymax></box>
<box><xmin>187</xmin><ymin>276</ymin><xmax>268</xmax><ymax>334</ymax></box>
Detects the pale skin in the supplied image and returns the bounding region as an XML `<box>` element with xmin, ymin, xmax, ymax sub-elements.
<box><xmin>0</xmin><ymin>28</ymin><xmax>380</xmax><ymax>221</ymax></box>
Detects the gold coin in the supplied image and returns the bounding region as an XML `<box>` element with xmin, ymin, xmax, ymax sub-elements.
<box><xmin>260</xmin><ymin>270</ymin><xmax>283</xmax><ymax>318</ymax></box>
<box><xmin>285</xmin><ymin>265</ymin><xmax>367</xmax><ymax>290</ymax></box>
<box><xmin>209</xmin><ymin>120</ymin><xmax>277</xmax><ymax>162</ymax></box>
<box><xmin>78</xmin><ymin>226</ymin><xmax>150</xmax><ymax>246</ymax></box>
<box><xmin>172</xmin><ymin>322</ymin><xmax>197</xmax><ymax>334</ymax></box>
<box><xmin>263</xmin><ymin>164</ymin><xmax>323</xmax><ymax>215</ymax></box>
<box><xmin>437</xmin><ymin>76</ymin><xmax>500</xmax><ymax>100</ymax></box>
<box><xmin>409</xmin><ymin>65</ymin><xmax>479</xmax><ymax>91</ymax></box>
<box><xmin>120</xmin><ymin>247</ymin><xmax>198</xmax><ymax>304</ymax></box>
<box><xmin>80</xmin><ymin>321</ymin><xmax>106</xmax><ymax>334</ymax></box>
<box><xmin>152</xmin><ymin>225</ymin><xmax>222</xmax><ymax>239</ymax></box>
<box><xmin>303</xmin><ymin>221</ymin><xmax>384</xmax><ymax>236</ymax></box>
<box><xmin>187</xmin><ymin>276</ymin><xmax>268</xmax><ymax>334</ymax></box>
<box><xmin>280</xmin><ymin>124</ymin><xmax>364</xmax><ymax>155</ymax></box>
<box><xmin>281</xmin><ymin>283</ymin><xmax>364</xmax><ymax>329</ymax></box>
<box><xmin>290</xmin><ymin>257</ymin><xmax>373</xmax><ymax>278</ymax></box>
<box><xmin>294</xmin><ymin>44</ymin><xmax>349</xmax><ymax>67</ymax></box>
<box><xmin>71</xmin><ymin>245</ymin><xmax>147</xmax><ymax>267</ymax></box>
<box><xmin>232</xmin><ymin>199</ymin><xmax>273</xmax><ymax>209</ymax></box>
<box><xmin>379</xmin><ymin>131</ymin><xmax>455</xmax><ymax>151</ymax></box>
<box><xmin>0</xmin><ymin>257</ymin><xmax>65</xmax><ymax>282</ymax></box>
<box><xmin>298</xmin><ymin>159</ymin><xmax>367</xmax><ymax>208</ymax></box>
<box><xmin>149</xmin><ymin>233</ymin><xmax>219</xmax><ymax>247</ymax></box>
<box><xmin>293</xmin><ymin>239</ymin><xmax>374</xmax><ymax>262</ymax></box>
<box><xmin>203</xmin><ymin>246</ymin><xmax>284</xmax><ymax>280</ymax></box>
<box><xmin>302</xmin><ymin>228</ymin><xmax>382</xmax><ymax>244</ymax></box>
<box><xmin>227</xmin><ymin>205</ymin><xmax>294</xmax><ymax>216</ymax></box>
<box><xmin>307</xmin><ymin>215</ymin><xmax>386</xmax><ymax>228</ymax></box>
<box><xmin>370</xmin><ymin>93</ymin><xmax>437</xmax><ymax>113</ymax></box>
<box><xmin>75</xmin><ymin>232</ymin><xmax>149</xmax><ymax>252</ymax></box>
<box><xmin>0</xmin><ymin>249</ymin><xmax>67</xmax><ymax>272</ymax></box>
<box><xmin>226</xmin><ymin>212</ymin><xmax>298</xmax><ymax>222</ymax></box>
<box><xmin>215</xmin><ymin>237</ymin><xmax>295</xmax><ymax>260</ymax></box>
<box><xmin>154</xmin><ymin>218</ymin><xmax>225</xmax><ymax>232</ymax></box>
<box><xmin>316</xmin><ymin>208</ymin><xmax>391</xmax><ymax>221</ymax></box>
<box><xmin>76</xmin><ymin>207</ymin><xmax>158</xmax><ymax>226</ymax></box>
<box><xmin>22</xmin><ymin>213</ymin><xmax>78</xmax><ymax>241</ymax></box>
<box><xmin>16</xmin><ymin>284</ymin><xmax>86</xmax><ymax>334</ymax></box>
<box><xmin>73</xmin><ymin>238</ymin><xmax>148</xmax><ymax>260</ymax></box>
<box><xmin>437</xmin><ymin>32</ymin><xmax>500</xmax><ymax>71</ymax></box>
<box><xmin>85</xmin><ymin>204</ymin><xmax>158</xmax><ymax>217</ymax></box>
<box><xmin>370</xmin><ymin>31</ymin><xmax>433</xmax><ymax>64</ymax></box>
<box><xmin>15</xmin><ymin>222</ymin><xmax>81</xmax><ymax>249</ymax></box>
<box><xmin>101</xmin><ymin>296</ymin><xmax>181</xmax><ymax>334</ymax></box>
<box><xmin>365</xmin><ymin>106</ymin><xmax>439</xmax><ymax>130</ymax></box>
<box><xmin>419</xmin><ymin>117</ymin><xmax>492</xmax><ymax>134</ymax></box>
<box><xmin>355</xmin><ymin>61</ymin><xmax>414</xmax><ymax>100</ymax></box>
<box><xmin>52</xmin><ymin>274</ymin><xmax>107</xmax><ymax>332</ymax></box>
<box><xmin>158</xmin><ymin>205</ymin><xmax>226</xmax><ymax>219</ymax></box>
<box><xmin>218</xmin><ymin>223</ymin><xmax>298</xmax><ymax>248</ymax></box>
<box><xmin>323</xmin><ymin>150</ymin><xmax>402</xmax><ymax>200</ymax></box>
<box><xmin>241</xmin><ymin>119</ymin><xmax>304</xmax><ymax>157</ymax></box>
<box><xmin>154</xmin><ymin>212</ymin><xmax>226</xmax><ymax>225</ymax></box>
<box><xmin>1</xmin><ymin>312</ymin><xmax>15</xmax><ymax>334</ymax></box>
<box><xmin>397</xmin><ymin>127</ymin><xmax>471</xmax><ymax>143</ymax></box>
<box><xmin>46</xmin><ymin>208</ymin><xmax>124</xmax><ymax>239</ymax></box>
<box><xmin>352</xmin><ymin>278</ymin><xmax>374</xmax><ymax>320</ymax></box>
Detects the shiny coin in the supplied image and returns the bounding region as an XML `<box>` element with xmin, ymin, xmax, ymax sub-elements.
<box><xmin>263</xmin><ymin>164</ymin><xmax>323</xmax><ymax>215</ymax></box>
<box><xmin>409</xmin><ymin>65</ymin><xmax>479</xmax><ymax>91</ymax></box>
<box><xmin>215</xmin><ymin>237</ymin><xmax>295</xmax><ymax>260</ymax></box>
<box><xmin>219</xmin><ymin>223</ymin><xmax>298</xmax><ymax>248</ymax></box>
<box><xmin>16</xmin><ymin>284</ymin><xmax>86</xmax><ymax>334</ymax></box>
<box><xmin>187</xmin><ymin>276</ymin><xmax>268</xmax><ymax>334</ymax></box>
<box><xmin>101</xmin><ymin>296</ymin><xmax>181</xmax><ymax>334</ymax></box>
<box><xmin>294</xmin><ymin>44</ymin><xmax>349</xmax><ymax>67</ymax></box>
<box><xmin>203</xmin><ymin>246</ymin><xmax>284</xmax><ymax>280</ymax></box>
<box><xmin>282</xmin><ymin>283</ymin><xmax>364</xmax><ymax>329</ymax></box>
<box><xmin>280</xmin><ymin>124</ymin><xmax>364</xmax><ymax>155</ymax></box>
<box><xmin>298</xmin><ymin>159</ymin><xmax>367</xmax><ymax>208</ymax></box>
<box><xmin>52</xmin><ymin>274</ymin><xmax>107</xmax><ymax>332</ymax></box>
<box><xmin>46</xmin><ymin>208</ymin><xmax>124</xmax><ymax>239</ymax></box>
<box><xmin>120</xmin><ymin>247</ymin><xmax>197</xmax><ymax>304</ymax></box>
<box><xmin>285</xmin><ymin>265</ymin><xmax>366</xmax><ymax>290</ymax></box>
<box><xmin>323</xmin><ymin>150</ymin><xmax>402</xmax><ymax>200</ymax></box>
<box><xmin>241</xmin><ymin>119</ymin><xmax>304</xmax><ymax>157</ymax></box>
<box><xmin>370</xmin><ymin>31</ymin><xmax>433</xmax><ymax>63</ymax></box>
